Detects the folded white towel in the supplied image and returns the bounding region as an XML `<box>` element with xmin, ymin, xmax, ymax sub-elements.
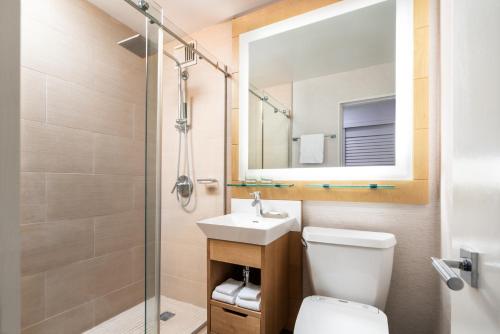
<box><xmin>212</xmin><ymin>289</ymin><xmax>241</xmax><ymax>305</ymax></box>
<box><xmin>238</xmin><ymin>283</ymin><xmax>261</xmax><ymax>301</ymax></box>
<box><xmin>236</xmin><ymin>295</ymin><xmax>261</xmax><ymax>311</ymax></box>
<box><xmin>215</xmin><ymin>278</ymin><xmax>244</xmax><ymax>296</ymax></box>
<box><xmin>299</xmin><ymin>133</ymin><xmax>324</xmax><ymax>164</ymax></box>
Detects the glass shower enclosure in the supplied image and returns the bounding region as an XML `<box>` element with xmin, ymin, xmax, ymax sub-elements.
<box><xmin>18</xmin><ymin>0</ymin><xmax>162</xmax><ymax>333</ymax></box>
<box><xmin>18</xmin><ymin>0</ymin><xmax>230</xmax><ymax>332</ymax></box>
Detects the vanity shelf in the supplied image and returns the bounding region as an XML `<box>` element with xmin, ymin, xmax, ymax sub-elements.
<box><xmin>305</xmin><ymin>183</ymin><xmax>396</xmax><ymax>189</ymax></box>
<box><xmin>207</xmin><ymin>237</ymin><xmax>289</xmax><ymax>334</ymax></box>
<box><xmin>227</xmin><ymin>183</ymin><xmax>294</xmax><ymax>188</ymax></box>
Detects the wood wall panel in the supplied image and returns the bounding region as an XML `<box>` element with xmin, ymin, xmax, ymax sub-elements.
<box><xmin>231</xmin><ymin>144</ymin><xmax>239</xmax><ymax>180</ymax></box>
<box><xmin>414</xmin><ymin>26</ymin><xmax>430</xmax><ymax>79</ymax></box>
<box><xmin>414</xmin><ymin>128</ymin><xmax>429</xmax><ymax>180</ymax></box>
<box><xmin>231</xmin><ymin>108</ymin><xmax>239</xmax><ymax>145</ymax></box>
<box><xmin>230</xmin><ymin>0</ymin><xmax>430</xmax><ymax>205</ymax></box>
<box><xmin>414</xmin><ymin>78</ymin><xmax>429</xmax><ymax>129</ymax></box>
<box><xmin>232</xmin><ymin>0</ymin><xmax>340</xmax><ymax>37</ymax></box>
<box><xmin>414</xmin><ymin>0</ymin><xmax>430</xmax><ymax>28</ymax></box>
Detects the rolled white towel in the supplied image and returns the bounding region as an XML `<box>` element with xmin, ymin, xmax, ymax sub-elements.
<box><xmin>212</xmin><ymin>289</ymin><xmax>240</xmax><ymax>305</ymax></box>
<box><xmin>236</xmin><ymin>295</ymin><xmax>261</xmax><ymax>311</ymax></box>
<box><xmin>215</xmin><ymin>278</ymin><xmax>244</xmax><ymax>296</ymax></box>
<box><xmin>238</xmin><ymin>283</ymin><xmax>261</xmax><ymax>301</ymax></box>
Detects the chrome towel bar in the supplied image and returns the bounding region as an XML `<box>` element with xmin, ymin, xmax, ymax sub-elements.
<box><xmin>292</xmin><ymin>134</ymin><xmax>336</xmax><ymax>142</ymax></box>
<box><xmin>431</xmin><ymin>248</ymin><xmax>478</xmax><ymax>291</ymax></box>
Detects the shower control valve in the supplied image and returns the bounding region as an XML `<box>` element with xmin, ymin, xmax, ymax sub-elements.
<box><xmin>171</xmin><ymin>175</ymin><xmax>193</xmax><ymax>198</ymax></box>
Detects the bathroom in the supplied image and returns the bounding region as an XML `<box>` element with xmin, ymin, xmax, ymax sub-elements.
<box><xmin>0</xmin><ymin>0</ymin><xmax>499</xmax><ymax>333</ymax></box>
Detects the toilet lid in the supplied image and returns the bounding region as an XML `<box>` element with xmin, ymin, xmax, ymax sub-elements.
<box><xmin>294</xmin><ymin>296</ymin><xmax>389</xmax><ymax>334</ymax></box>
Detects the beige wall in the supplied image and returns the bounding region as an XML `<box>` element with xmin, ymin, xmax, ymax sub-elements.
<box><xmin>19</xmin><ymin>0</ymin><xmax>147</xmax><ymax>332</ymax></box>
<box><xmin>229</xmin><ymin>0</ymin><xmax>442</xmax><ymax>333</ymax></box>
<box><xmin>0</xmin><ymin>0</ymin><xmax>21</xmax><ymax>333</ymax></box>
<box><xmin>161</xmin><ymin>21</ymin><xmax>232</xmax><ymax>308</ymax></box>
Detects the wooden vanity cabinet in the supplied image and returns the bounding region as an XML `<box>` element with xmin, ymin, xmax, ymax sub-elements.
<box><xmin>207</xmin><ymin>233</ymin><xmax>289</xmax><ymax>334</ymax></box>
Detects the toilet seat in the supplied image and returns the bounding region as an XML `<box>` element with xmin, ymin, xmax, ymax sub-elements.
<box><xmin>294</xmin><ymin>296</ymin><xmax>389</xmax><ymax>334</ymax></box>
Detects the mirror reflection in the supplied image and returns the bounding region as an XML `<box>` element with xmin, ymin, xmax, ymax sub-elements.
<box><xmin>248</xmin><ymin>0</ymin><xmax>396</xmax><ymax>169</ymax></box>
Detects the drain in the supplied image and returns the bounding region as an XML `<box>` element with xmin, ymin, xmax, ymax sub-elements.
<box><xmin>160</xmin><ymin>311</ymin><xmax>175</xmax><ymax>321</ymax></box>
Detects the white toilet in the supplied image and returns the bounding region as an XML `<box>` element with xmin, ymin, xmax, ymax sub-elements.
<box><xmin>295</xmin><ymin>227</ymin><xmax>397</xmax><ymax>334</ymax></box>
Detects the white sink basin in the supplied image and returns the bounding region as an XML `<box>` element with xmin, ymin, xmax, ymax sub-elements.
<box><xmin>197</xmin><ymin>212</ymin><xmax>296</xmax><ymax>245</ymax></box>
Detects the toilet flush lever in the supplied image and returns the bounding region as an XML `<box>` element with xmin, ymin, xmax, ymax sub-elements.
<box><xmin>301</xmin><ymin>236</ymin><xmax>308</xmax><ymax>249</ymax></box>
<box><xmin>431</xmin><ymin>248</ymin><xmax>478</xmax><ymax>291</ymax></box>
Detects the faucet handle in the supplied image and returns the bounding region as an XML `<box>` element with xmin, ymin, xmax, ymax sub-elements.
<box><xmin>250</xmin><ymin>191</ymin><xmax>261</xmax><ymax>199</ymax></box>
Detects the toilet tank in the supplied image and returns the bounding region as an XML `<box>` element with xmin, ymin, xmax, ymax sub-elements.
<box><xmin>303</xmin><ymin>227</ymin><xmax>396</xmax><ymax>310</ymax></box>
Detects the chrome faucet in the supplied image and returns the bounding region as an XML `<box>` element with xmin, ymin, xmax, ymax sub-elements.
<box><xmin>250</xmin><ymin>191</ymin><xmax>263</xmax><ymax>217</ymax></box>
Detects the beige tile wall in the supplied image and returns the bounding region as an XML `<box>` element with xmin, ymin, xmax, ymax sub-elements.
<box><xmin>20</xmin><ymin>0</ymin><xmax>148</xmax><ymax>332</ymax></box>
<box><xmin>160</xmin><ymin>22</ymin><xmax>232</xmax><ymax>308</ymax></box>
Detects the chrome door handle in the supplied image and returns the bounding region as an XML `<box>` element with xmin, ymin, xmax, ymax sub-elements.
<box><xmin>431</xmin><ymin>248</ymin><xmax>478</xmax><ymax>291</ymax></box>
<box><xmin>431</xmin><ymin>258</ymin><xmax>465</xmax><ymax>290</ymax></box>
<box><xmin>301</xmin><ymin>236</ymin><xmax>308</xmax><ymax>249</ymax></box>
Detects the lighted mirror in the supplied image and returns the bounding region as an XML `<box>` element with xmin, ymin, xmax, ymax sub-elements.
<box><xmin>239</xmin><ymin>0</ymin><xmax>413</xmax><ymax>181</ymax></box>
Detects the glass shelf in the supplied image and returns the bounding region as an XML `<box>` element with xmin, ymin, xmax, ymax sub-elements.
<box><xmin>227</xmin><ymin>183</ymin><xmax>295</xmax><ymax>188</ymax></box>
<box><xmin>305</xmin><ymin>184</ymin><xmax>396</xmax><ymax>189</ymax></box>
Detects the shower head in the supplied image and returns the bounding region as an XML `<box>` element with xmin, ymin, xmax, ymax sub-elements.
<box><xmin>117</xmin><ymin>34</ymin><xmax>148</xmax><ymax>58</ymax></box>
<box><xmin>117</xmin><ymin>34</ymin><xmax>181</xmax><ymax>66</ymax></box>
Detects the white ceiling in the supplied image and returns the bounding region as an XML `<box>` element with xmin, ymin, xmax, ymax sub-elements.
<box><xmin>249</xmin><ymin>0</ymin><xmax>396</xmax><ymax>88</ymax></box>
<box><xmin>88</xmin><ymin>0</ymin><xmax>279</xmax><ymax>38</ymax></box>
<box><xmin>154</xmin><ymin>0</ymin><xmax>279</xmax><ymax>33</ymax></box>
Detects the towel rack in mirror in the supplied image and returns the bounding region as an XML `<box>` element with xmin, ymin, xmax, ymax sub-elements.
<box><xmin>292</xmin><ymin>134</ymin><xmax>336</xmax><ymax>142</ymax></box>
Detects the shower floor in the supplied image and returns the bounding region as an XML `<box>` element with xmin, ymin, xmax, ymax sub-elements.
<box><xmin>84</xmin><ymin>296</ymin><xmax>206</xmax><ymax>334</ymax></box>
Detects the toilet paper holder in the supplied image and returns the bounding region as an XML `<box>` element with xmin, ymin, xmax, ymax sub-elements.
<box><xmin>431</xmin><ymin>248</ymin><xmax>478</xmax><ymax>291</ymax></box>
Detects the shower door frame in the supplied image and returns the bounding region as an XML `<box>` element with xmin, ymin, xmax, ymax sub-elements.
<box><xmin>0</xmin><ymin>0</ymin><xmax>21</xmax><ymax>332</ymax></box>
<box><xmin>143</xmin><ymin>2</ymin><xmax>164</xmax><ymax>333</ymax></box>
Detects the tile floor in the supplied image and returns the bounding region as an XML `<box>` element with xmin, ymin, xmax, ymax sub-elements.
<box><xmin>84</xmin><ymin>296</ymin><xmax>206</xmax><ymax>334</ymax></box>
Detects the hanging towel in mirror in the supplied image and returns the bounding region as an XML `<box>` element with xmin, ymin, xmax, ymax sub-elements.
<box><xmin>299</xmin><ymin>133</ymin><xmax>324</xmax><ymax>164</ymax></box>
